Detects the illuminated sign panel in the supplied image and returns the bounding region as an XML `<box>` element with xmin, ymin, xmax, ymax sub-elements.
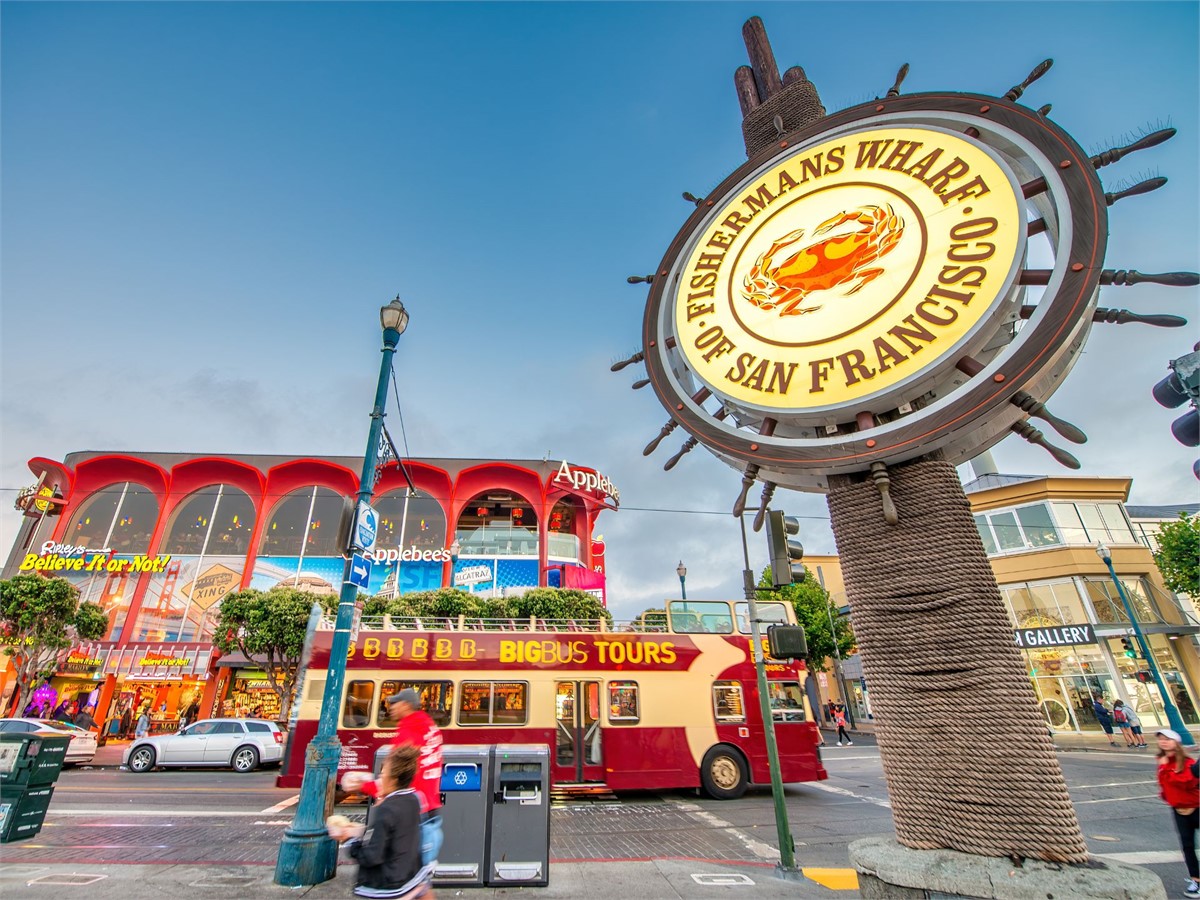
<box><xmin>673</xmin><ymin>126</ymin><xmax>1023</xmax><ymax>412</ymax></box>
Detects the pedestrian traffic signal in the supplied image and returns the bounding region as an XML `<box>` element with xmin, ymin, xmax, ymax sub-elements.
<box><xmin>1120</xmin><ymin>636</ymin><xmax>1137</xmax><ymax>658</ymax></box>
<box><xmin>767</xmin><ymin>624</ymin><xmax>808</xmax><ymax>660</ymax></box>
<box><xmin>1152</xmin><ymin>347</ymin><xmax>1200</xmax><ymax>457</ymax></box>
<box><xmin>1135</xmin><ymin>671</ymin><xmax>1153</xmax><ymax>684</ymax></box>
<box><xmin>765</xmin><ymin>510</ymin><xmax>805</xmax><ymax>588</ymax></box>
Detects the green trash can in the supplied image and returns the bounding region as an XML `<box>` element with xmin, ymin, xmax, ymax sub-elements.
<box><xmin>0</xmin><ymin>733</ymin><xmax>70</xmax><ymax>843</ymax></box>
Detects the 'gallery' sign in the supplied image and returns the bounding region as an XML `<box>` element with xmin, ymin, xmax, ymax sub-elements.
<box><xmin>1012</xmin><ymin>624</ymin><xmax>1095</xmax><ymax>649</ymax></box>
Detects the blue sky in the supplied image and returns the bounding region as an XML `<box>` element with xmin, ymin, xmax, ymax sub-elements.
<box><xmin>2</xmin><ymin>2</ymin><xmax>1197</xmax><ymax>619</ymax></box>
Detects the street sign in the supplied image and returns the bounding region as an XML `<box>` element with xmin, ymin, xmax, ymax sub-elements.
<box><xmin>351</xmin><ymin>501</ymin><xmax>379</xmax><ymax>553</ymax></box>
<box><xmin>348</xmin><ymin>553</ymin><xmax>372</xmax><ymax>589</ymax></box>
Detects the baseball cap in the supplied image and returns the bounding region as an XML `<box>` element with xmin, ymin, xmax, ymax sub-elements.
<box><xmin>387</xmin><ymin>689</ymin><xmax>421</xmax><ymax>709</ymax></box>
<box><xmin>1156</xmin><ymin>728</ymin><xmax>1182</xmax><ymax>743</ymax></box>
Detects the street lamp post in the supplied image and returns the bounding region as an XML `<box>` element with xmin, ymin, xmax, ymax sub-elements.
<box><xmin>677</xmin><ymin>560</ymin><xmax>687</xmax><ymax>601</ymax></box>
<box><xmin>275</xmin><ymin>297</ymin><xmax>409</xmax><ymax>886</ymax></box>
<box><xmin>1095</xmin><ymin>542</ymin><xmax>1193</xmax><ymax>745</ymax></box>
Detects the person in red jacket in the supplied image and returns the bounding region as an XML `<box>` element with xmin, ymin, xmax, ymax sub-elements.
<box><xmin>345</xmin><ymin>689</ymin><xmax>444</xmax><ymax>867</ymax></box>
<box><xmin>1156</xmin><ymin>728</ymin><xmax>1199</xmax><ymax>898</ymax></box>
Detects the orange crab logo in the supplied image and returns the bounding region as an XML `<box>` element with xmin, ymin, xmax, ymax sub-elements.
<box><xmin>741</xmin><ymin>204</ymin><xmax>905</xmax><ymax>316</ymax></box>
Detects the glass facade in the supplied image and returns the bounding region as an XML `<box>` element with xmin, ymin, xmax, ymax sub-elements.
<box><xmin>455</xmin><ymin>491</ymin><xmax>538</xmax><ymax>557</ymax></box>
<box><xmin>374</xmin><ymin>490</ymin><xmax>447</xmax><ymax>555</ymax></box>
<box><xmin>999</xmin><ymin>576</ymin><xmax>1199</xmax><ymax>732</ymax></box>
<box><xmin>975</xmin><ymin>501</ymin><xmax>1138</xmax><ymax>556</ymax></box>
<box><xmin>60</xmin><ymin>482</ymin><xmax>160</xmax><ymax>639</ymax></box>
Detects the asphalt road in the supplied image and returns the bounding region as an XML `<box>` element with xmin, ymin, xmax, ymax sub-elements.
<box><xmin>14</xmin><ymin>738</ymin><xmax>1183</xmax><ymax>890</ymax></box>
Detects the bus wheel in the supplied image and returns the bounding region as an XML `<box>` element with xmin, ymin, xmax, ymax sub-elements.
<box><xmin>701</xmin><ymin>745</ymin><xmax>748</xmax><ymax>799</ymax></box>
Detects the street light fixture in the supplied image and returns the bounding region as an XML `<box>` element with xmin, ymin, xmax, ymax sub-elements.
<box><xmin>275</xmin><ymin>296</ymin><xmax>409</xmax><ymax>886</ymax></box>
<box><xmin>1094</xmin><ymin>541</ymin><xmax>1193</xmax><ymax>745</ymax></box>
<box><xmin>676</xmin><ymin>560</ymin><xmax>687</xmax><ymax>600</ymax></box>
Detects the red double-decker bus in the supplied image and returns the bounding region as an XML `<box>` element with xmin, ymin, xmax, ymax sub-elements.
<box><xmin>279</xmin><ymin>599</ymin><xmax>827</xmax><ymax>798</ymax></box>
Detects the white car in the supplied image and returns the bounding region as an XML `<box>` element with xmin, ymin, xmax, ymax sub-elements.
<box><xmin>0</xmin><ymin>718</ymin><xmax>99</xmax><ymax>765</ymax></box>
<box><xmin>123</xmin><ymin>718</ymin><xmax>284</xmax><ymax>773</ymax></box>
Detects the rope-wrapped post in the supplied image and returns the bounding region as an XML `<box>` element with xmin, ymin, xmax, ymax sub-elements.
<box><xmin>827</xmin><ymin>456</ymin><xmax>1087</xmax><ymax>863</ymax></box>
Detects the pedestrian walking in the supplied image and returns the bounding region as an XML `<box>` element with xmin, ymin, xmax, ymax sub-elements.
<box><xmin>73</xmin><ymin>705</ymin><xmax>97</xmax><ymax>731</ymax></box>
<box><xmin>1113</xmin><ymin>700</ymin><xmax>1136</xmax><ymax>747</ymax></box>
<box><xmin>1092</xmin><ymin>695</ymin><xmax>1119</xmax><ymax>746</ymax></box>
<box><xmin>328</xmin><ymin>744</ymin><xmax>433</xmax><ymax>899</ymax></box>
<box><xmin>1155</xmin><ymin>729</ymin><xmax>1199</xmax><ymax>898</ymax></box>
<box><xmin>834</xmin><ymin>703</ymin><xmax>852</xmax><ymax>746</ymax></box>
<box><xmin>119</xmin><ymin>706</ymin><xmax>133</xmax><ymax>739</ymax></box>
<box><xmin>344</xmin><ymin>689</ymin><xmax>444</xmax><ymax>867</ymax></box>
<box><xmin>135</xmin><ymin>708</ymin><xmax>151</xmax><ymax>739</ymax></box>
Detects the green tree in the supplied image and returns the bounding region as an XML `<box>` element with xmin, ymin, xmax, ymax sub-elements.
<box><xmin>0</xmin><ymin>575</ymin><xmax>107</xmax><ymax>715</ymax></box>
<box><xmin>508</xmin><ymin>587</ymin><xmax>612</xmax><ymax>624</ymax></box>
<box><xmin>213</xmin><ymin>587</ymin><xmax>336</xmax><ymax>720</ymax></box>
<box><xmin>1153</xmin><ymin>512</ymin><xmax>1200</xmax><ymax>596</ymax></box>
<box><xmin>757</xmin><ymin>566</ymin><xmax>855</xmax><ymax>677</ymax></box>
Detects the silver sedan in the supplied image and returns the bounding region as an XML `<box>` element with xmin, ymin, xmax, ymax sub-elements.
<box><xmin>123</xmin><ymin>718</ymin><xmax>284</xmax><ymax>773</ymax></box>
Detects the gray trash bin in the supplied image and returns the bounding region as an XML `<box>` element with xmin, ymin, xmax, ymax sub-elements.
<box><xmin>434</xmin><ymin>744</ymin><xmax>492</xmax><ymax>887</ymax></box>
<box><xmin>486</xmin><ymin>743</ymin><xmax>550</xmax><ymax>887</ymax></box>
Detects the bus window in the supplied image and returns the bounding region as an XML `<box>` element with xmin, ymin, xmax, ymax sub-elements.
<box><xmin>342</xmin><ymin>680</ymin><xmax>375</xmax><ymax>728</ymax></box>
<box><xmin>735</xmin><ymin>601</ymin><xmax>790</xmax><ymax>633</ymax></box>
<box><xmin>608</xmin><ymin>680</ymin><xmax>640</xmax><ymax>724</ymax></box>
<box><xmin>668</xmin><ymin>601</ymin><xmax>734</xmax><ymax>634</ymax></box>
<box><xmin>459</xmin><ymin>681</ymin><xmax>528</xmax><ymax>726</ymax></box>
<box><xmin>767</xmin><ymin>681</ymin><xmax>807</xmax><ymax>722</ymax></box>
<box><xmin>713</xmin><ymin>681</ymin><xmax>746</xmax><ymax>723</ymax></box>
<box><xmin>378</xmin><ymin>680</ymin><xmax>454</xmax><ymax>728</ymax></box>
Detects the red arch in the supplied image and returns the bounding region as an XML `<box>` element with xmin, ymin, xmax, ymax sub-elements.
<box><xmin>54</xmin><ymin>454</ymin><xmax>171</xmax><ymax>544</ymax></box>
<box><xmin>452</xmin><ymin>463</ymin><xmax>547</xmax><ymax>586</ymax></box>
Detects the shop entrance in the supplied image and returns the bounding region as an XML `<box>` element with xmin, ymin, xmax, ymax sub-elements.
<box><xmin>553</xmin><ymin>680</ymin><xmax>603</xmax><ymax>784</ymax></box>
<box><xmin>1032</xmin><ymin>674</ymin><xmax>1116</xmax><ymax>732</ymax></box>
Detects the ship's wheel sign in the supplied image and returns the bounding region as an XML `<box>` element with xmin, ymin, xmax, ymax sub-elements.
<box><xmin>621</xmin><ymin>76</ymin><xmax>1196</xmax><ymax>496</ymax></box>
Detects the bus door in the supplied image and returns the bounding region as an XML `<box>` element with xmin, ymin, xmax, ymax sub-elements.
<box><xmin>553</xmin><ymin>680</ymin><xmax>603</xmax><ymax>783</ymax></box>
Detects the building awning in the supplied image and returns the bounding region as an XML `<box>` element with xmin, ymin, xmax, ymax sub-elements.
<box><xmin>104</xmin><ymin>643</ymin><xmax>212</xmax><ymax>679</ymax></box>
<box><xmin>215</xmin><ymin>652</ymin><xmax>256</xmax><ymax>668</ymax></box>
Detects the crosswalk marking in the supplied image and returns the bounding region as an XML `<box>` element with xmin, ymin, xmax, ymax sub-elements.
<box><xmin>802</xmin><ymin>867</ymin><xmax>859</xmax><ymax>890</ymax></box>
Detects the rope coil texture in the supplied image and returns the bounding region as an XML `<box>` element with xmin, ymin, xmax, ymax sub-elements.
<box><xmin>742</xmin><ymin>79</ymin><xmax>826</xmax><ymax>158</ymax></box>
<box><xmin>827</xmin><ymin>457</ymin><xmax>1088</xmax><ymax>863</ymax></box>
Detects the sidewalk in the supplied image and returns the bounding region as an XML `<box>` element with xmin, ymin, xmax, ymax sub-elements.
<box><xmin>819</xmin><ymin>721</ymin><xmax>1155</xmax><ymax>755</ymax></box>
<box><xmin>0</xmin><ymin>859</ymin><xmax>855</xmax><ymax>898</ymax></box>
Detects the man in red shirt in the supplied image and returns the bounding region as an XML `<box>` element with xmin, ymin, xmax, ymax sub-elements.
<box><xmin>345</xmin><ymin>689</ymin><xmax>444</xmax><ymax>866</ymax></box>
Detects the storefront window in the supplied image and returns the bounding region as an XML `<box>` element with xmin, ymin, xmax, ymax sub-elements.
<box><xmin>64</xmin><ymin>482</ymin><xmax>159</xmax><ymax>554</ymax></box>
<box><xmin>1082</xmin><ymin>577</ymin><xmax>1162</xmax><ymax>625</ymax></box>
<box><xmin>547</xmin><ymin>500</ymin><xmax>581</xmax><ymax>560</ymax></box>
<box><xmin>163</xmin><ymin>485</ymin><xmax>256</xmax><ymax>557</ymax></box>
<box><xmin>374</xmin><ymin>491</ymin><xmax>447</xmax><ymax>554</ymax></box>
<box><xmin>974</xmin><ymin>504</ymin><xmax>1062</xmax><ymax>555</ymax></box>
<box><xmin>455</xmin><ymin>491</ymin><xmax>538</xmax><ymax>557</ymax></box>
<box><xmin>260</xmin><ymin>487</ymin><xmax>348</xmax><ymax>558</ymax></box>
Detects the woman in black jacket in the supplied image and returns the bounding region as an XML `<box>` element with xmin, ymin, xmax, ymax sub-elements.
<box><xmin>328</xmin><ymin>744</ymin><xmax>432</xmax><ymax>899</ymax></box>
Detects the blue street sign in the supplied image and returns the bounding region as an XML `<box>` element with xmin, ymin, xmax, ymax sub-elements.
<box><xmin>352</xmin><ymin>501</ymin><xmax>379</xmax><ymax>553</ymax></box>
<box><xmin>349</xmin><ymin>552</ymin><xmax>372</xmax><ymax>589</ymax></box>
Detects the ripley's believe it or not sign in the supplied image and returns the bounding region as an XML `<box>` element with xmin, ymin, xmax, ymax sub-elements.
<box><xmin>640</xmin><ymin>91</ymin><xmax>1121</xmax><ymax>491</ymax></box>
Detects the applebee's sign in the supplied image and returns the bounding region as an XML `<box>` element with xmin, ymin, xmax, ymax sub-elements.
<box><xmin>553</xmin><ymin>461</ymin><xmax>620</xmax><ymax>506</ymax></box>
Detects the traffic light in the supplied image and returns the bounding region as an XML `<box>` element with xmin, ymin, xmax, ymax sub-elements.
<box><xmin>1135</xmin><ymin>671</ymin><xmax>1153</xmax><ymax>684</ymax></box>
<box><xmin>765</xmin><ymin>510</ymin><xmax>805</xmax><ymax>588</ymax></box>
<box><xmin>1119</xmin><ymin>636</ymin><xmax>1137</xmax><ymax>659</ymax></box>
<box><xmin>1152</xmin><ymin>347</ymin><xmax>1200</xmax><ymax>457</ymax></box>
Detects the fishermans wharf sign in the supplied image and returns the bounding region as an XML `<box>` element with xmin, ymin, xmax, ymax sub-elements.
<box><xmin>675</xmin><ymin>126</ymin><xmax>1022</xmax><ymax>411</ymax></box>
<box><xmin>636</xmin><ymin>89</ymin><xmax>1114</xmax><ymax>491</ymax></box>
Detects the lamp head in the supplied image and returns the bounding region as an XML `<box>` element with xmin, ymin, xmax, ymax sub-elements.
<box><xmin>450</xmin><ymin>539</ymin><xmax>461</xmax><ymax>561</ymax></box>
<box><xmin>1094</xmin><ymin>541</ymin><xmax>1110</xmax><ymax>562</ymax></box>
<box><xmin>677</xmin><ymin>560</ymin><xmax>687</xmax><ymax>579</ymax></box>
<box><xmin>380</xmin><ymin>296</ymin><xmax>409</xmax><ymax>335</ymax></box>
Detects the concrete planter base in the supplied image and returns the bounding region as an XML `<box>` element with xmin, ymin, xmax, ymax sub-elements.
<box><xmin>849</xmin><ymin>837</ymin><xmax>1166</xmax><ymax>900</ymax></box>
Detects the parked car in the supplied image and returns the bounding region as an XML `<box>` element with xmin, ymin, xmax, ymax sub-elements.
<box><xmin>0</xmin><ymin>717</ymin><xmax>99</xmax><ymax>765</ymax></box>
<box><xmin>122</xmin><ymin>718</ymin><xmax>284</xmax><ymax>773</ymax></box>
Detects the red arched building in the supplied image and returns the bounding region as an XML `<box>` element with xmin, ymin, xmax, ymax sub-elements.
<box><xmin>3</xmin><ymin>451</ymin><xmax>616</xmax><ymax>731</ymax></box>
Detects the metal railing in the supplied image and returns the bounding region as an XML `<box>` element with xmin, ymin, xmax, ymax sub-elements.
<box><xmin>321</xmin><ymin>614</ymin><xmax>669</xmax><ymax>633</ymax></box>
